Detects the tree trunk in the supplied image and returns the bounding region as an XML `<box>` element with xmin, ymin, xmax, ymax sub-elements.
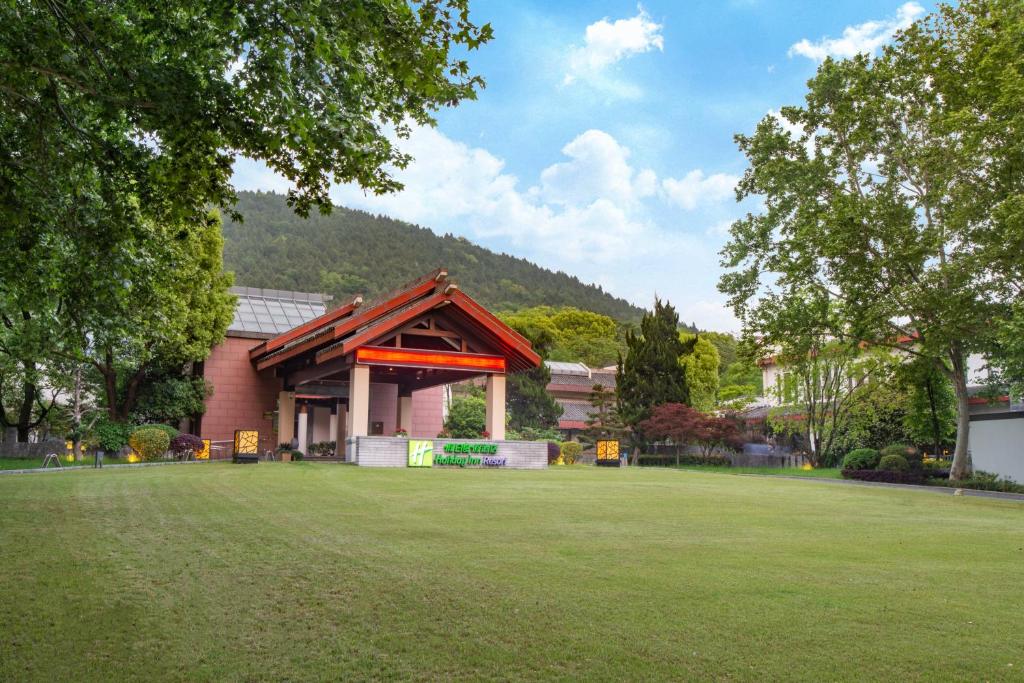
<box><xmin>948</xmin><ymin>349</ymin><xmax>971</xmax><ymax>481</ymax></box>
<box><xmin>15</xmin><ymin>375</ymin><xmax>37</xmax><ymax>442</ymax></box>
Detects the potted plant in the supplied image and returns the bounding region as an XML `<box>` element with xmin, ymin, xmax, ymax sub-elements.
<box><xmin>394</xmin><ymin>428</ymin><xmax>408</xmax><ymax>438</ymax></box>
<box><xmin>277</xmin><ymin>442</ymin><xmax>292</xmax><ymax>463</ymax></box>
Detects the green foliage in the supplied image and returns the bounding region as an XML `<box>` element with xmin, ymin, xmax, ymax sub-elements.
<box><xmin>935</xmin><ymin>471</ymin><xmax>1024</xmax><ymax>493</ymax></box>
<box><xmin>444</xmin><ymin>395</ymin><xmax>486</xmax><ymax>439</ymax></box>
<box><xmin>89</xmin><ymin>418</ymin><xmax>134</xmax><ymax>453</ymax></box>
<box><xmin>897</xmin><ymin>357</ymin><xmax>957</xmax><ymax>454</ymax></box>
<box><xmin>290</xmin><ymin>450</ymin><xmax>305</xmax><ymax>462</ymax></box>
<box><xmin>881</xmin><ymin>444</ymin><xmax>922</xmax><ymax>468</ymax></box>
<box><xmin>679</xmin><ymin>334</ymin><xmax>720</xmax><ymax>412</ymax></box>
<box><xmin>878</xmin><ymin>454</ymin><xmax>910</xmax><ymax>472</ymax></box>
<box><xmin>830</xmin><ymin>380</ymin><xmax>913</xmax><ymax>458</ymax></box>
<box><xmin>128</xmin><ymin>427</ymin><xmax>170</xmax><ymax>462</ymax></box>
<box><xmin>501</xmin><ymin>306</ymin><xmax>631</xmax><ymax>367</ymax></box>
<box><xmin>225</xmin><ymin>192</ymin><xmax>644</xmax><ymax>322</ymax></box>
<box><xmin>506</xmin><ymin>426</ymin><xmax>562</xmax><ymax>442</ymax></box>
<box><xmin>636</xmin><ymin>453</ymin><xmax>731</xmax><ymax>467</ymax></box>
<box><xmin>137</xmin><ymin>424</ymin><xmax>180</xmax><ymax>441</ymax></box>
<box><xmin>617</xmin><ymin>299</ymin><xmax>689</xmax><ymax>429</ymax></box>
<box><xmin>842</xmin><ymin>448</ymin><xmax>881</xmax><ymax>471</ymax></box>
<box><xmin>134</xmin><ymin>377</ymin><xmax>211</xmax><ymax>424</ymax></box>
<box><xmin>308</xmin><ymin>442</ymin><xmax>337</xmax><ymax>457</ymax></box>
<box><xmin>560</xmin><ymin>442</ymin><xmax>583</xmax><ymax>465</ymax></box>
<box><xmin>719</xmin><ymin>1</ymin><xmax>1024</xmax><ymax>479</ymax></box>
<box><xmin>0</xmin><ymin>1</ymin><xmax>492</xmax><ymax>218</ymax></box>
<box><xmin>81</xmin><ymin>212</ymin><xmax>236</xmax><ymax>420</ymax></box>
<box><xmin>502</xmin><ymin>318</ymin><xmax>562</xmax><ymax>433</ymax></box>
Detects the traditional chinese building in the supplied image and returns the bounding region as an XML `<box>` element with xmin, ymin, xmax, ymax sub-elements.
<box><xmin>197</xmin><ymin>269</ymin><xmax>542</xmax><ymax>462</ymax></box>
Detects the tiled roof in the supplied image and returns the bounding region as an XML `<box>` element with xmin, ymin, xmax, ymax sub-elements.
<box><xmin>228</xmin><ymin>286</ymin><xmax>329</xmax><ymax>336</ymax></box>
<box><xmin>558</xmin><ymin>399</ymin><xmax>594</xmax><ymax>422</ymax></box>
<box><xmin>545</xmin><ymin>361</ymin><xmax>590</xmax><ymax>376</ymax></box>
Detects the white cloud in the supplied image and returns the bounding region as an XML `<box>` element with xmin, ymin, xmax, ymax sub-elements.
<box><xmin>788</xmin><ymin>2</ymin><xmax>925</xmax><ymax>62</ymax></box>
<box><xmin>662</xmin><ymin>170</ymin><xmax>739</xmax><ymax>211</ymax></box>
<box><xmin>331</xmin><ymin>125</ymin><xmax>650</xmax><ymax>263</ymax></box>
<box><xmin>237</xmin><ymin>124</ymin><xmax>746</xmax><ymax>331</ymax></box>
<box><xmin>536</xmin><ymin>129</ymin><xmax>656</xmax><ymax>206</ymax></box>
<box><xmin>563</xmin><ymin>7</ymin><xmax>664</xmax><ymax>92</ymax></box>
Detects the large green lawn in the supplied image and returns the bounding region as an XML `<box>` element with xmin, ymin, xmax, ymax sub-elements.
<box><xmin>1</xmin><ymin>464</ymin><xmax>1021</xmax><ymax>681</ymax></box>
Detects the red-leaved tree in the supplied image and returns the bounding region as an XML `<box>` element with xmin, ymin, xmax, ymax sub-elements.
<box><xmin>639</xmin><ymin>403</ymin><xmax>743</xmax><ymax>461</ymax></box>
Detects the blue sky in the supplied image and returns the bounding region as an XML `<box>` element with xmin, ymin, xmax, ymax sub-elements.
<box><xmin>233</xmin><ymin>1</ymin><xmax>935</xmax><ymax>331</ymax></box>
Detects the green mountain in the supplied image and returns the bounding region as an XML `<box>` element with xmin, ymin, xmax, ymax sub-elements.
<box><xmin>221</xmin><ymin>191</ymin><xmax>646</xmax><ymax>321</ymax></box>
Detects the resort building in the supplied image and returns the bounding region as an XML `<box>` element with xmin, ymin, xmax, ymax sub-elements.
<box><xmin>196</xmin><ymin>269</ymin><xmax>543</xmax><ymax>464</ymax></box>
<box><xmin>545</xmin><ymin>361</ymin><xmax>616</xmax><ymax>439</ymax></box>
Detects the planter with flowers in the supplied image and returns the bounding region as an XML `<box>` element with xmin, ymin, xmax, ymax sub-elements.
<box><xmin>394</xmin><ymin>428</ymin><xmax>409</xmax><ymax>438</ymax></box>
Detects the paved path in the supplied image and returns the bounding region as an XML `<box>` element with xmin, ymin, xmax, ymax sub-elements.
<box><xmin>730</xmin><ymin>472</ymin><xmax>1024</xmax><ymax>502</ymax></box>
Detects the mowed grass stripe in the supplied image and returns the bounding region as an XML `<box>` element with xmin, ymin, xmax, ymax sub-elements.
<box><xmin>0</xmin><ymin>464</ymin><xmax>1021</xmax><ymax>681</ymax></box>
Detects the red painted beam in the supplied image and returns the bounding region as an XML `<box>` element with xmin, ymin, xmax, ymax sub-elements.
<box><xmin>355</xmin><ymin>346</ymin><xmax>506</xmax><ymax>372</ymax></box>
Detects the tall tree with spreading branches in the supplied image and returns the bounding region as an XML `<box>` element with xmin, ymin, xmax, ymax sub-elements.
<box><xmin>720</xmin><ymin>0</ymin><xmax>1024</xmax><ymax>480</ymax></box>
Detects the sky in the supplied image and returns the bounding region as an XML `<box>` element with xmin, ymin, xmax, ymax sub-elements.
<box><xmin>232</xmin><ymin>1</ymin><xmax>936</xmax><ymax>332</ymax></box>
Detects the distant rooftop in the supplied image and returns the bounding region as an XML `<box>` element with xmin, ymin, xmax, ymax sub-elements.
<box><xmin>228</xmin><ymin>286</ymin><xmax>331</xmax><ymax>337</ymax></box>
<box><xmin>545</xmin><ymin>361</ymin><xmax>591</xmax><ymax>377</ymax></box>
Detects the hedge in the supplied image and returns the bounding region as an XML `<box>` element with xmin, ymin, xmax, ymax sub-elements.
<box><xmin>128</xmin><ymin>427</ymin><xmax>171</xmax><ymax>462</ymax></box>
<box><xmin>841</xmin><ymin>469</ymin><xmax>924</xmax><ymax>485</ymax></box>
<box><xmin>637</xmin><ymin>453</ymin><xmax>731</xmax><ymax>467</ymax></box>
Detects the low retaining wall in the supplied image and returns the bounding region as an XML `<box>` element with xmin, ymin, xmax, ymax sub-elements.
<box><xmin>349</xmin><ymin>436</ymin><xmax>547</xmax><ymax>469</ymax></box>
<box><xmin>0</xmin><ymin>439</ymin><xmax>66</xmax><ymax>459</ymax></box>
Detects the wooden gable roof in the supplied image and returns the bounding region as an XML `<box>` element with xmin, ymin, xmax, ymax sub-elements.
<box><xmin>248</xmin><ymin>268</ymin><xmax>541</xmax><ymax>375</ymax></box>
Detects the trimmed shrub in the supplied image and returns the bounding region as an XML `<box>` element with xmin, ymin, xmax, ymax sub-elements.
<box><xmin>637</xmin><ymin>453</ymin><xmax>730</xmax><ymax>467</ymax></box>
<box><xmin>560</xmin><ymin>441</ymin><xmax>583</xmax><ymax>465</ymax></box>
<box><xmin>842</xmin><ymin>468</ymin><xmax>924</xmax><ymax>485</ymax></box>
<box><xmin>842</xmin><ymin>448</ymin><xmax>881</xmax><ymax>471</ymax></box>
<box><xmin>137</xmin><ymin>423</ymin><xmax>179</xmax><ymax>441</ymax></box>
<box><xmin>291</xmin><ymin>450</ymin><xmax>304</xmax><ymax>461</ymax></box>
<box><xmin>881</xmin><ymin>443</ymin><xmax>922</xmax><ymax>467</ymax></box>
<box><xmin>878</xmin><ymin>454</ymin><xmax>910</xmax><ymax>472</ymax></box>
<box><xmin>546</xmin><ymin>441</ymin><xmax>561</xmax><ymax>465</ymax></box>
<box><xmin>169</xmin><ymin>434</ymin><xmax>203</xmax><ymax>459</ymax></box>
<box><xmin>129</xmin><ymin>427</ymin><xmax>171</xmax><ymax>462</ymax></box>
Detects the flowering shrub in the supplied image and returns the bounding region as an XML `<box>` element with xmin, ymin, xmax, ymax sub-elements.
<box><xmin>394</xmin><ymin>428</ymin><xmax>408</xmax><ymax>437</ymax></box>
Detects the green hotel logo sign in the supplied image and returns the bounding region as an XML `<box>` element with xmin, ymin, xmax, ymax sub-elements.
<box><xmin>407</xmin><ymin>440</ymin><xmax>434</xmax><ymax>467</ymax></box>
<box><xmin>407</xmin><ymin>440</ymin><xmax>506</xmax><ymax>468</ymax></box>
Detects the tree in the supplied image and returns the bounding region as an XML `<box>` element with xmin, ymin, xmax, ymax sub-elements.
<box><xmin>679</xmin><ymin>334</ymin><xmax>720</xmax><ymax>411</ymax></box>
<box><xmin>582</xmin><ymin>383</ymin><xmax>628</xmax><ymax>444</ymax></box>
<box><xmin>719</xmin><ymin>0</ymin><xmax>1024</xmax><ymax>479</ymax></box>
<box><xmin>503</xmin><ymin>315</ymin><xmax>562</xmax><ymax>433</ymax></box>
<box><xmin>897</xmin><ymin>356</ymin><xmax>956</xmax><ymax>456</ymax></box>
<box><xmin>68</xmin><ymin>213</ymin><xmax>235</xmax><ymax>421</ymax></box>
<box><xmin>444</xmin><ymin>395</ymin><xmax>486</xmax><ymax>438</ymax></box>
<box><xmin>639</xmin><ymin>403</ymin><xmax>742</xmax><ymax>461</ymax></box>
<box><xmin>616</xmin><ymin>299</ymin><xmax>689</xmax><ymax>428</ymax></box>
<box><xmin>500</xmin><ymin>306</ymin><xmax>624</xmax><ymax>368</ymax></box>
<box><xmin>1</xmin><ymin>1</ymin><xmax>492</xmax><ymax>219</ymax></box>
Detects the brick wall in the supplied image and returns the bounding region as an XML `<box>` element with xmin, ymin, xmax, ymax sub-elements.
<box><xmin>201</xmin><ymin>335</ymin><xmax>281</xmax><ymax>455</ymax></box>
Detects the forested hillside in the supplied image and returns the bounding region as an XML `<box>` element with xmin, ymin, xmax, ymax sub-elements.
<box><xmin>222</xmin><ymin>191</ymin><xmax>645</xmax><ymax>321</ymax></box>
